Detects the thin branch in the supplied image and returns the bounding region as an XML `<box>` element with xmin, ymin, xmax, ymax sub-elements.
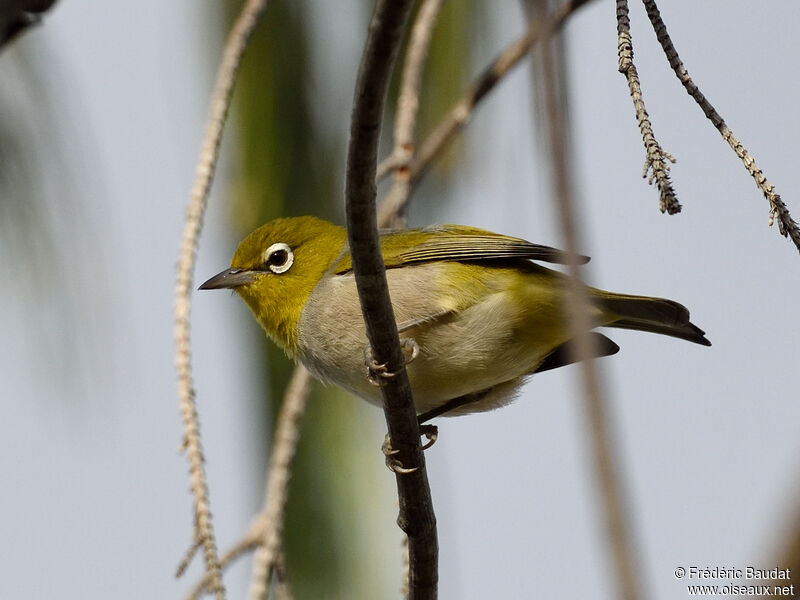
<box><xmin>174</xmin><ymin>0</ymin><xmax>271</xmax><ymax>597</ymax></box>
<box><xmin>616</xmin><ymin>0</ymin><xmax>680</xmax><ymax>214</ymax></box>
<box><xmin>377</xmin><ymin>0</ymin><xmax>593</xmax><ymax>199</ymax></box>
<box><xmin>376</xmin><ymin>152</ymin><xmax>406</xmax><ymax>182</ymax></box>
<box><xmin>376</xmin><ymin>0</ymin><xmax>593</xmax><ymax>224</ymax></box>
<box><xmin>186</xmin><ymin>446</ymin><xmax>309</xmax><ymax>600</ymax></box>
<box><xmin>640</xmin><ymin>0</ymin><xmax>800</xmax><ymax>252</ymax></box>
<box><xmin>529</xmin><ymin>2</ymin><xmax>644</xmax><ymax>599</ymax></box>
<box><xmin>345</xmin><ymin>0</ymin><xmax>438</xmax><ymax>598</ymax></box>
<box><xmin>272</xmin><ymin>550</ymin><xmax>293</xmax><ymax>600</ymax></box>
<box><xmin>380</xmin><ymin>0</ymin><xmax>447</xmax><ymax>229</ymax></box>
<box><xmin>175</xmin><ymin>536</ymin><xmax>202</xmax><ymax>579</ymax></box>
<box><xmin>186</xmin><ymin>363</ymin><xmax>309</xmax><ymax>600</ymax></box>
<box><xmin>248</xmin><ymin>366</ymin><xmax>312</xmax><ymax>600</ymax></box>
<box><xmin>186</xmin><ymin>524</ymin><xmax>262</xmax><ymax>600</ymax></box>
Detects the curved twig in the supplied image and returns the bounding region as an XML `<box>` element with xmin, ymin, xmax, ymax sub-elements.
<box><xmin>185</xmin><ymin>369</ymin><xmax>311</xmax><ymax>600</ymax></box>
<box><xmin>248</xmin><ymin>366</ymin><xmax>312</xmax><ymax>600</ymax></box>
<box><xmin>641</xmin><ymin>0</ymin><xmax>800</xmax><ymax>252</ymax></box>
<box><xmin>174</xmin><ymin>0</ymin><xmax>271</xmax><ymax>597</ymax></box>
<box><xmin>345</xmin><ymin>0</ymin><xmax>438</xmax><ymax>597</ymax></box>
<box><xmin>186</xmin><ymin>525</ymin><xmax>261</xmax><ymax>600</ymax></box>
<box><xmin>616</xmin><ymin>0</ymin><xmax>680</xmax><ymax>214</ymax></box>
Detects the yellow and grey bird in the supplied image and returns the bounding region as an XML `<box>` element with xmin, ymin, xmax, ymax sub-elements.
<box><xmin>200</xmin><ymin>216</ymin><xmax>709</xmax><ymax>419</ymax></box>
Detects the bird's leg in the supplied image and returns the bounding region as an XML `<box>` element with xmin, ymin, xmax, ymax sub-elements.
<box><xmin>417</xmin><ymin>391</ymin><xmax>486</xmax><ymax>423</ymax></box>
<box><xmin>365</xmin><ymin>338</ymin><xmax>419</xmax><ymax>386</ymax></box>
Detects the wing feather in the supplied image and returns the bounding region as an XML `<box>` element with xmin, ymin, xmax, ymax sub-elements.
<box><xmin>334</xmin><ymin>225</ymin><xmax>587</xmax><ymax>274</ymax></box>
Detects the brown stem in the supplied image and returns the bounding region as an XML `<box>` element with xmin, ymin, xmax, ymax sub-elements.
<box><xmin>345</xmin><ymin>0</ymin><xmax>438</xmax><ymax>597</ymax></box>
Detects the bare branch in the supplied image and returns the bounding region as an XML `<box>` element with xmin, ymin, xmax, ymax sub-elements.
<box><xmin>380</xmin><ymin>0</ymin><xmax>447</xmax><ymax>229</ymax></box>
<box><xmin>345</xmin><ymin>0</ymin><xmax>438</xmax><ymax>597</ymax></box>
<box><xmin>272</xmin><ymin>550</ymin><xmax>294</xmax><ymax>600</ymax></box>
<box><xmin>248</xmin><ymin>366</ymin><xmax>312</xmax><ymax>600</ymax></box>
<box><xmin>174</xmin><ymin>0</ymin><xmax>271</xmax><ymax>597</ymax></box>
<box><xmin>186</xmin><ymin>524</ymin><xmax>261</xmax><ymax>600</ymax></box>
<box><xmin>185</xmin><ymin>366</ymin><xmax>308</xmax><ymax>598</ymax></box>
<box><xmin>383</xmin><ymin>0</ymin><xmax>593</xmax><ymax>198</ymax></box>
<box><xmin>376</xmin><ymin>152</ymin><xmax>406</xmax><ymax>182</ymax></box>
<box><xmin>529</xmin><ymin>2</ymin><xmax>645</xmax><ymax>599</ymax></box>
<box><xmin>187</xmin><ymin>363</ymin><xmax>309</xmax><ymax>600</ymax></box>
<box><xmin>616</xmin><ymin>0</ymin><xmax>680</xmax><ymax>214</ymax></box>
<box><xmin>640</xmin><ymin>0</ymin><xmax>800</xmax><ymax>252</ymax></box>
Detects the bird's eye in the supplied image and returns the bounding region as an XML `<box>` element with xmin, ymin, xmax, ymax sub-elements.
<box><xmin>263</xmin><ymin>242</ymin><xmax>294</xmax><ymax>274</ymax></box>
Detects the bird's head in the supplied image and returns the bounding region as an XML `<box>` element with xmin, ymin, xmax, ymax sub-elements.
<box><xmin>200</xmin><ymin>216</ymin><xmax>346</xmax><ymax>354</ymax></box>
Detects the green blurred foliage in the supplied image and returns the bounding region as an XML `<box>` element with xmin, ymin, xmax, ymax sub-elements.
<box><xmin>226</xmin><ymin>2</ymin><xmax>339</xmax><ymax>232</ymax></box>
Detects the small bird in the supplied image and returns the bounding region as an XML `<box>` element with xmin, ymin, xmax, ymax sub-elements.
<box><xmin>200</xmin><ymin>216</ymin><xmax>709</xmax><ymax>420</ymax></box>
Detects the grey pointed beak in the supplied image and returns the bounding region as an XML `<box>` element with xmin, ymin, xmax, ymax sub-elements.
<box><xmin>198</xmin><ymin>268</ymin><xmax>258</xmax><ymax>290</ymax></box>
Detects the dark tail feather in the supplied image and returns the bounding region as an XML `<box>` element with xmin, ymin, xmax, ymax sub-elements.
<box><xmin>533</xmin><ymin>332</ymin><xmax>620</xmax><ymax>374</ymax></box>
<box><xmin>595</xmin><ymin>293</ymin><xmax>711</xmax><ymax>346</ymax></box>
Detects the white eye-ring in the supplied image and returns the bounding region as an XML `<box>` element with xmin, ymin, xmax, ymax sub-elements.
<box><xmin>263</xmin><ymin>242</ymin><xmax>294</xmax><ymax>274</ymax></box>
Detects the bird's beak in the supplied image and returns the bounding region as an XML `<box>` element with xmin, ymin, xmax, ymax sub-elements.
<box><xmin>198</xmin><ymin>268</ymin><xmax>258</xmax><ymax>290</ymax></box>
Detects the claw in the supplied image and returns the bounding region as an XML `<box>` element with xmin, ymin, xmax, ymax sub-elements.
<box><xmin>400</xmin><ymin>338</ymin><xmax>419</xmax><ymax>364</ymax></box>
<box><xmin>365</xmin><ymin>347</ymin><xmax>391</xmax><ymax>386</ymax></box>
<box><xmin>420</xmin><ymin>424</ymin><xmax>438</xmax><ymax>450</ymax></box>
<box><xmin>382</xmin><ymin>433</ymin><xmax>418</xmax><ymax>473</ymax></box>
<box><xmin>381</xmin><ymin>425</ymin><xmax>439</xmax><ymax>473</ymax></box>
<box><xmin>381</xmin><ymin>433</ymin><xmax>400</xmax><ymax>457</ymax></box>
<box><xmin>364</xmin><ymin>338</ymin><xmax>419</xmax><ymax>386</ymax></box>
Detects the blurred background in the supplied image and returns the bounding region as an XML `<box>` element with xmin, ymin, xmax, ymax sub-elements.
<box><xmin>1</xmin><ymin>1</ymin><xmax>798</xmax><ymax>598</ymax></box>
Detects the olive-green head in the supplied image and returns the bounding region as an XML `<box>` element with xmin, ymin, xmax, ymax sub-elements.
<box><xmin>200</xmin><ymin>216</ymin><xmax>347</xmax><ymax>354</ymax></box>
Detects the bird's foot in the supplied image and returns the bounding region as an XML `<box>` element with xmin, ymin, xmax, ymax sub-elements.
<box><xmin>382</xmin><ymin>433</ymin><xmax>417</xmax><ymax>474</ymax></box>
<box><xmin>381</xmin><ymin>424</ymin><xmax>439</xmax><ymax>473</ymax></box>
<box><xmin>420</xmin><ymin>424</ymin><xmax>438</xmax><ymax>450</ymax></box>
<box><xmin>365</xmin><ymin>338</ymin><xmax>419</xmax><ymax>387</ymax></box>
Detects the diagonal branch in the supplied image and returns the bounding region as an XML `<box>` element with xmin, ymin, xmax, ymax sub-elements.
<box><xmin>616</xmin><ymin>0</ymin><xmax>680</xmax><ymax>214</ymax></box>
<box><xmin>185</xmin><ymin>525</ymin><xmax>261</xmax><ymax>600</ymax></box>
<box><xmin>377</xmin><ymin>0</ymin><xmax>594</xmax><ymax>225</ymax></box>
<box><xmin>174</xmin><ymin>0</ymin><xmax>272</xmax><ymax>598</ymax></box>
<box><xmin>345</xmin><ymin>0</ymin><xmax>438</xmax><ymax>597</ymax></box>
<box><xmin>529</xmin><ymin>2</ymin><xmax>645</xmax><ymax>599</ymax></box>
<box><xmin>382</xmin><ymin>0</ymin><xmax>593</xmax><ymax>200</ymax></box>
<box><xmin>380</xmin><ymin>0</ymin><xmax>447</xmax><ymax>229</ymax></box>
<box><xmin>640</xmin><ymin>0</ymin><xmax>800</xmax><ymax>253</ymax></box>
